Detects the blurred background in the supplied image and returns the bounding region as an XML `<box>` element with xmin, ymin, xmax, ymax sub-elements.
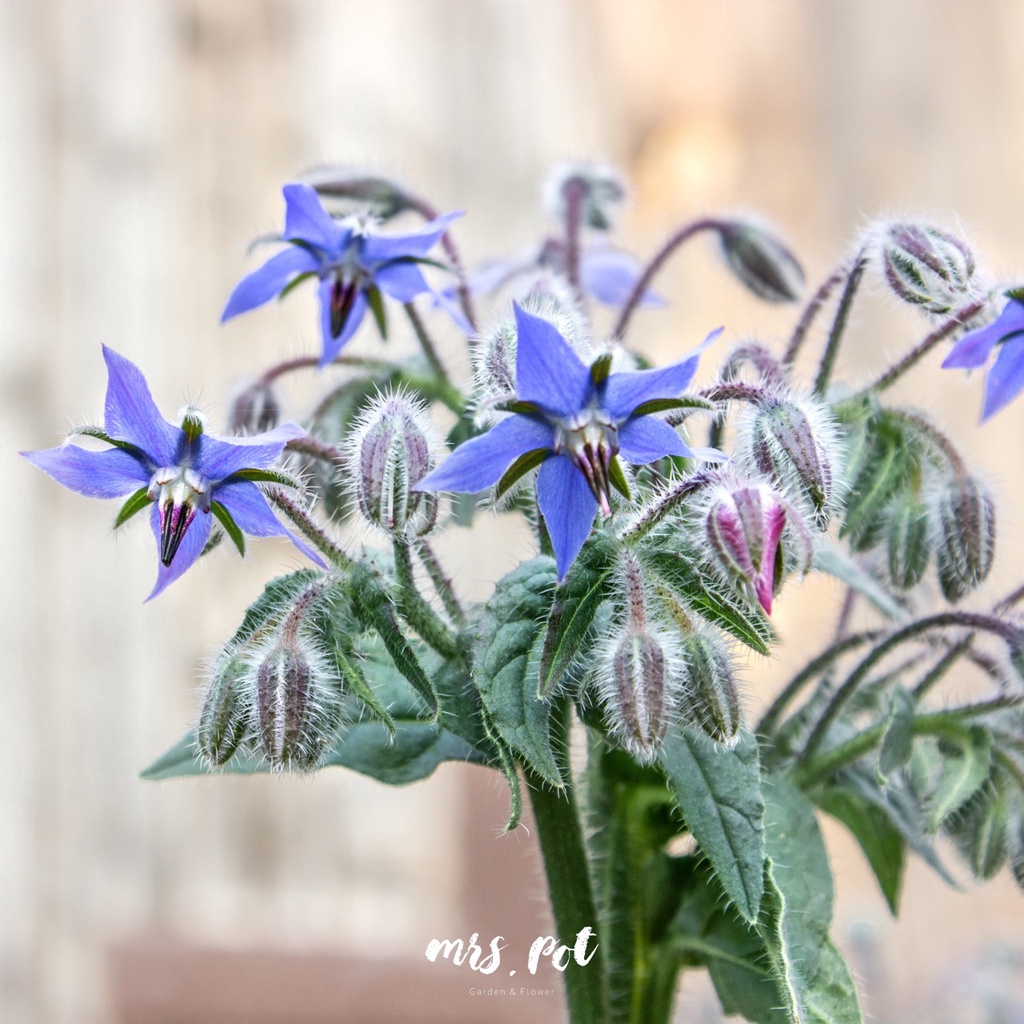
<box><xmin>3</xmin><ymin>0</ymin><xmax>1024</xmax><ymax>1021</ymax></box>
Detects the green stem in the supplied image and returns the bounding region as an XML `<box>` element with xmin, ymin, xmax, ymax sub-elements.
<box><xmin>526</xmin><ymin>755</ymin><xmax>608</xmax><ymax>1024</ymax></box>
<box><xmin>266</xmin><ymin>487</ymin><xmax>351</xmax><ymax>568</ymax></box>
<box><xmin>782</xmin><ymin>263</ymin><xmax>847</xmax><ymax>368</ymax></box>
<box><xmin>415</xmin><ymin>538</ymin><xmax>465</xmax><ymax>624</ymax></box>
<box><xmin>813</xmin><ymin>249</ymin><xmax>868</xmax><ymax>396</ymax></box>
<box><xmin>391</xmin><ymin>537</ymin><xmax>459</xmax><ymax>659</ymax></box>
<box><xmin>403</xmin><ymin>301</ymin><xmax>453</xmax><ymax>387</ymax></box>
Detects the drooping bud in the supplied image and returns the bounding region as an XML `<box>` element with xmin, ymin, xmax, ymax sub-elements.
<box><xmin>197</xmin><ymin>650</ymin><xmax>252</xmax><ymax>767</ymax></box>
<box><xmin>742</xmin><ymin>396</ymin><xmax>840</xmax><ymax>529</ymax></box>
<box><xmin>715</xmin><ymin>220</ymin><xmax>804</xmax><ymax>303</ymax></box>
<box><xmin>678</xmin><ymin>631</ymin><xmax>741</xmax><ymax>748</ymax></box>
<box><xmin>885</xmin><ymin>496</ymin><xmax>932</xmax><ymax>590</ymax></box>
<box><xmin>347</xmin><ymin>390</ymin><xmax>440</xmax><ymax>536</ymax></box>
<box><xmin>542</xmin><ymin>161</ymin><xmax>628</xmax><ymax>232</ymax></box>
<box><xmin>946</xmin><ymin>782</ymin><xmax>1008</xmax><ymax>881</ymax></box>
<box><xmin>878</xmin><ymin>222</ymin><xmax>977</xmax><ymax>314</ymax></box>
<box><xmin>705</xmin><ymin>482</ymin><xmax>787</xmax><ymax>614</ymax></box>
<box><xmin>303</xmin><ymin>165</ymin><xmax>413</xmax><ymax>221</ymax></box>
<box><xmin>229</xmin><ymin>378</ymin><xmax>281</xmax><ymax>435</ymax></box>
<box><xmin>933</xmin><ymin>475</ymin><xmax>995</xmax><ymax>602</ymax></box>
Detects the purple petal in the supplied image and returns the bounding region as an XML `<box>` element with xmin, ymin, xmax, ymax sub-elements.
<box><xmin>282</xmin><ymin>183</ymin><xmax>348</xmax><ymax>253</ymax></box>
<box><xmin>415</xmin><ymin>415</ymin><xmax>553</xmax><ymax>493</ymax></box>
<box><xmin>374</xmin><ymin>260</ymin><xmax>431</xmax><ymax>303</ymax></box>
<box><xmin>602</xmin><ymin>327</ymin><xmax>722</xmax><ymax>420</ymax></box>
<box><xmin>360</xmin><ymin>211</ymin><xmax>463</xmax><ymax>265</ymax></box>
<box><xmin>982</xmin><ymin>334</ymin><xmax>1024</xmax><ymax>420</ymax></box>
<box><xmin>211</xmin><ymin>422</ymin><xmax>306</xmax><ymax>448</ymax></box>
<box><xmin>221</xmin><ymin>246</ymin><xmax>321</xmax><ymax>321</ymax></box>
<box><xmin>146</xmin><ymin>503</ymin><xmax>213</xmax><ymax>600</ymax></box>
<box><xmin>536</xmin><ymin>455</ymin><xmax>597</xmax><ymax>580</ymax></box>
<box><xmin>192</xmin><ymin>430</ymin><xmax>294</xmax><ymax>481</ymax></box>
<box><xmin>102</xmin><ymin>347</ymin><xmax>180</xmax><ymax>465</ymax></box>
<box><xmin>430</xmin><ymin>285</ymin><xmax>473</xmax><ymax>334</ymax></box>
<box><xmin>580</xmin><ymin>249</ymin><xmax>666</xmax><ymax>309</ymax></box>
<box><xmin>943</xmin><ymin>324</ymin><xmax>1007</xmax><ymax>369</ymax></box>
<box><xmin>617</xmin><ymin>417</ymin><xmax>693</xmax><ymax>464</ymax></box>
<box><xmin>318</xmin><ymin>278</ymin><xmax>368</xmax><ymax>367</ymax></box>
<box><xmin>513</xmin><ymin>304</ymin><xmax>592</xmax><ymax>418</ymax></box>
<box><xmin>214</xmin><ymin>478</ymin><xmax>326</xmax><ymax>567</ymax></box>
<box><xmin>22</xmin><ymin>444</ymin><xmax>149</xmax><ymax>497</ymax></box>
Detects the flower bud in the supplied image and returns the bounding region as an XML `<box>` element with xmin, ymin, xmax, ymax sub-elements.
<box><xmin>879</xmin><ymin>222</ymin><xmax>977</xmax><ymax>314</ymax></box>
<box><xmin>303</xmin><ymin>166</ymin><xmax>412</xmax><ymax>220</ymax></box>
<box><xmin>255</xmin><ymin>636</ymin><xmax>343</xmax><ymax>772</ymax></box>
<box><xmin>716</xmin><ymin>220</ymin><xmax>804</xmax><ymax>303</ymax></box>
<box><xmin>933</xmin><ymin>475</ymin><xmax>995</xmax><ymax>602</ymax></box>
<box><xmin>229</xmin><ymin>379</ymin><xmax>281</xmax><ymax>435</ymax></box>
<box><xmin>542</xmin><ymin>161</ymin><xmax>628</xmax><ymax>232</ymax></box>
<box><xmin>705</xmin><ymin>482</ymin><xmax>786</xmax><ymax>614</ymax></box>
<box><xmin>197</xmin><ymin>650</ymin><xmax>251</xmax><ymax>767</ymax></box>
<box><xmin>743</xmin><ymin>397</ymin><xmax>840</xmax><ymax>529</ymax></box>
<box><xmin>678</xmin><ymin>632</ymin><xmax>741</xmax><ymax>748</ymax></box>
<box><xmin>347</xmin><ymin>390</ymin><xmax>440</xmax><ymax>536</ymax></box>
<box><xmin>885</xmin><ymin>496</ymin><xmax>932</xmax><ymax>590</ymax></box>
<box><xmin>606</xmin><ymin>626</ymin><xmax>671</xmax><ymax>764</ymax></box>
<box><xmin>947</xmin><ymin>783</ymin><xmax>1008</xmax><ymax>881</ymax></box>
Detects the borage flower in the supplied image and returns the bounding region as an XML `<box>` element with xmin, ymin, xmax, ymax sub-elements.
<box><xmin>415</xmin><ymin>305</ymin><xmax>721</xmax><ymax>579</ymax></box>
<box><xmin>942</xmin><ymin>294</ymin><xmax>1024</xmax><ymax>420</ymax></box>
<box><xmin>222</xmin><ymin>182</ymin><xmax>466</xmax><ymax>367</ymax></box>
<box><xmin>22</xmin><ymin>347</ymin><xmax>324</xmax><ymax>599</ymax></box>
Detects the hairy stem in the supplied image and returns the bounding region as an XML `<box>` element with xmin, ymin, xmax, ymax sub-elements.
<box><xmin>391</xmin><ymin>537</ymin><xmax>459</xmax><ymax>659</ymax></box>
<box><xmin>266</xmin><ymin>487</ymin><xmax>351</xmax><ymax>568</ymax></box>
<box><xmin>813</xmin><ymin>249</ymin><xmax>868</xmax><ymax>396</ymax></box>
<box><xmin>415</xmin><ymin>538</ymin><xmax>465</xmax><ymax>624</ymax></box>
<box><xmin>782</xmin><ymin>264</ymin><xmax>848</xmax><ymax>368</ymax></box>
<box><xmin>404</xmin><ymin>301</ymin><xmax>452</xmax><ymax>386</ymax></box>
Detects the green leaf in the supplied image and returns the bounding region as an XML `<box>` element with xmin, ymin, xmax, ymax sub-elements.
<box><xmin>114</xmin><ymin>487</ymin><xmax>151</xmax><ymax>528</ymax></box>
<box><xmin>815</xmin><ymin>787</ymin><xmax>905</xmax><ymax>914</ymax></box>
<box><xmin>879</xmin><ymin>685</ymin><xmax>915</xmax><ymax>776</ymax></box>
<box><xmin>475</xmin><ymin>557</ymin><xmax>563</xmax><ymax>787</ymax></box>
<box><xmin>659</xmin><ymin>727</ymin><xmax>765</xmax><ymax>922</ymax></box>
<box><xmin>348</xmin><ymin>562</ymin><xmax>438</xmax><ymax>717</ymax></box>
<box><xmin>812</xmin><ymin>543</ymin><xmax>905</xmax><ymax>621</ymax></box>
<box><xmin>211</xmin><ymin>502</ymin><xmax>246</xmax><ymax>558</ymax></box>
<box><xmin>801</xmin><ymin>938</ymin><xmax>863</xmax><ymax>1024</ymax></box>
<box><xmin>495</xmin><ymin>448</ymin><xmax>550</xmax><ymax>501</ymax></box>
<box><xmin>927</xmin><ymin>725</ymin><xmax>993</xmax><ymax>830</ymax></box>
<box><xmin>366</xmin><ymin>284</ymin><xmax>388</xmax><ymax>339</ymax></box>
<box><xmin>334</xmin><ymin>648</ymin><xmax>395</xmax><ymax>738</ymax></box>
<box><xmin>538</xmin><ymin>533</ymin><xmax>617</xmax><ymax>697</ymax></box>
<box><xmin>645</xmin><ymin>549</ymin><xmax>776</xmax><ymax>655</ymax></box>
<box><xmin>229</xmin><ymin>568</ymin><xmax>325</xmax><ymax>646</ymax></box>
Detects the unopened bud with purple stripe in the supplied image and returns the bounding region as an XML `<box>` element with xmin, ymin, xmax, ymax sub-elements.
<box><xmin>878</xmin><ymin>221</ymin><xmax>977</xmax><ymax>314</ymax></box>
<box><xmin>933</xmin><ymin>475</ymin><xmax>995</xmax><ymax>602</ymax></box>
<box><xmin>678</xmin><ymin>631</ymin><xmax>741</xmax><ymax>748</ymax></box>
<box><xmin>197</xmin><ymin>650</ymin><xmax>252</xmax><ymax>768</ymax></box>
<box><xmin>716</xmin><ymin>219</ymin><xmax>804</xmax><ymax>303</ymax></box>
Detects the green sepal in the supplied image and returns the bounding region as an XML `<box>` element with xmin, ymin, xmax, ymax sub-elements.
<box><xmin>232</xmin><ymin>467</ymin><xmax>304</xmax><ymax>488</ymax></box>
<box><xmin>630</xmin><ymin>395</ymin><xmax>717</xmax><ymax>417</ymax></box>
<box><xmin>114</xmin><ymin>487</ymin><xmax>151</xmax><ymax>529</ymax></box>
<box><xmin>277</xmin><ymin>270</ymin><xmax>317</xmax><ymax>300</ymax></box>
<box><xmin>366</xmin><ymin>284</ymin><xmax>388</xmax><ymax>339</ymax></box>
<box><xmin>493</xmin><ymin>399</ymin><xmax>545</xmax><ymax>417</ymax></box>
<box><xmin>180</xmin><ymin>411</ymin><xmax>204</xmax><ymax>441</ymax></box>
<box><xmin>590</xmin><ymin>351</ymin><xmax>614</xmax><ymax>386</ymax></box>
<box><xmin>495</xmin><ymin>448</ymin><xmax>551</xmax><ymax>501</ymax></box>
<box><xmin>927</xmin><ymin>725</ymin><xmax>993</xmax><ymax>831</ymax></box>
<box><xmin>68</xmin><ymin>425</ymin><xmax>146</xmax><ymax>458</ymax></box>
<box><xmin>879</xmin><ymin>685</ymin><xmax>915</xmax><ymax>777</ymax></box>
<box><xmin>537</xmin><ymin>532</ymin><xmax>618</xmax><ymax>697</ymax></box>
<box><xmin>211</xmin><ymin>501</ymin><xmax>246</xmax><ymax>558</ymax></box>
<box><xmin>608</xmin><ymin>455</ymin><xmax>631</xmax><ymax>501</ymax></box>
<box><xmin>335</xmin><ymin>648</ymin><xmax>396</xmax><ymax>739</ymax></box>
<box><xmin>1004</xmin><ymin>285</ymin><xmax>1024</xmax><ymax>302</ymax></box>
<box><xmin>480</xmin><ymin>708</ymin><xmax>523</xmax><ymax>831</ymax></box>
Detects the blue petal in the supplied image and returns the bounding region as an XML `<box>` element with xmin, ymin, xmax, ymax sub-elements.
<box><xmin>360</xmin><ymin>211</ymin><xmax>463</xmax><ymax>265</ymax></box>
<box><xmin>102</xmin><ymin>347</ymin><xmax>180</xmax><ymax>465</ymax></box>
<box><xmin>214</xmin><ymin>478</ymin><xmax>327</xmax><ymax>567</ymax></box>
<box><xmin>146</xmin><ymin>502</ymin><xmax>213</xmax><ymax>600</ymax></box>
<box><xmin>282</xmin><ymin>183</ymin><xmax>348</xmax><ymax>253</ymax></box>
<box><xmin>374</xmin><ymin>260</ymin><xmax>431</xmax><ymax>303</ymax></box>
<box><xmin>221</xmin><ymin>246</ymin><xmax>321</xmax><ymax>321</ymax></box>
<box><xmin>536</xmin><ymin>455</ymin><xmax>597</xmax><ymax>580</ymax></box>
<box><xmin>942</xmin><ymin>302</ymin><xmax>1024</xmax><ymax>369</ymax></box>
<box><xmin>414</xmin><ymin>415</ymin><xmax>553</xmax><ymax>493</ymax></box>
<box><xmin>192</xmin><ymin>426</ymin><xmax>298</xmax><ymax>481</ymax></box>
<box><xmin>982</xmin><ymin>334</ymin><xmax>1024</xmax><ymax>420</ymax></box>
<box><xmin>22</xmin><ymin>444</ymin><xmax>149</xmax><ymax>497</ymax></box>
<box><xmin>431</xmin><ymin>284</ymin><xmax>473</xmax><ymax>334</ymax></box>
<box><xmin>602</xmin><ymin>327</ymin><xmax>721</xmax><ymax>420</ymax></box>
<box><xmin>318</xmin><ymin>277</ymin><xmax>368</xmax><ymax>367</ymax></box>
<box><xmin>617</xmin><ymin>417</ymin><xmax>693</xmax><ymax>464</ymax></box>
<box><xmin>580</xmin><ymin>249</ymin><xmax>666</xmax><ymax>308</ymax></box>
<box><xmin>513</xmin><ymin>304</ymin><xmax>592</xmax><ymax>418</ymax></box>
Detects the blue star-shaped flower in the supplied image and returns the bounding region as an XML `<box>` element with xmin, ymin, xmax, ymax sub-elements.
<box><xmin>415</xmin><ymin>305</ymin><xmax>720</xmax><ymax>579</ymax></box>
<box><xmin>221</xmin><ymin>182</ymin><xmax>465</xmax><ymax>366</ymax></box>
<box><xmin>942</xmin><ymin>296</ymin><xmax>1024</xmax><ymax>420</ymax></box>
<box><xmin>22</xmin><ymin>347</ymin><xmax>324</xmax><ymax>599</ymax></box>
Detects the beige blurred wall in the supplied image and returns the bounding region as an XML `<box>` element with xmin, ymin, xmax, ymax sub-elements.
<box><xmin>3</xmin><ymin>1</ymin><xmax>1024</xmax><ymax>1022</ymax></box>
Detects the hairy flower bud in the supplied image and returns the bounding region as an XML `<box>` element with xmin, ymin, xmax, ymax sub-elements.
<box><xmin>742</xmin><ymin>397</ymin><xmax>840</xmax><ymax>529</ymax></box>
<box><xmin>886</xmin><ymin>496</ymin><xmax>932</xmax><ymax>590</ymax></box>
<box><xmin>933</xmin><ymin>475</ymin><xmax>995</xmax><ymax>602</ymax></box>
<box><xmin>197</xmin><ymin>650</ymin><xmax>251</xmax><ymax>767</ymax></box>
<box><xmin>303</xmin><ymin>165</ymin><xmax>412</xmax><ymax>220</ymax></box>
<box><xmin>607</xmin><ymin>626</ymin><xmax>671</xmax><ymax>764</ymax></box>
<box><xmin>678</xmin><ymin>632</ymin><xmax>741</xmax><ymax>748</ymax></box>
<box><xmin>542</xmin><ymin>161</ymin><xmax>628</xmax><ymax>231</ymax></box>
<box><xmin>347</xmin><ymin>390</ymin><xmax>440</xmax><ymax>536</ymax></box>
<box><xmin>879</xmin><ymin>222</ymin><xmax>977</xmax><ymax>314</ymax></box>
<box><xmin>228</xmin><ymin>379</ymin><xmax>281</xmax><ymax>435</ymax></box>
<box><xmin>715</xmin><ymin>220</ymin><xmax>804</xmax><ymax>303</ymax></box>
<box><xmin>947</xmin><ymin>782</ymin><xmax>1009</xmax><ymax>881</ymax></box>
<box><xmin>705</xmin><ymin>482</ymin><xmax>787</xmax><ymax>614</ymax></box>
<box><xmin>255</xmin><ymin>635</ymin><xmax>343</xmax><ymax>772</ymax></box>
